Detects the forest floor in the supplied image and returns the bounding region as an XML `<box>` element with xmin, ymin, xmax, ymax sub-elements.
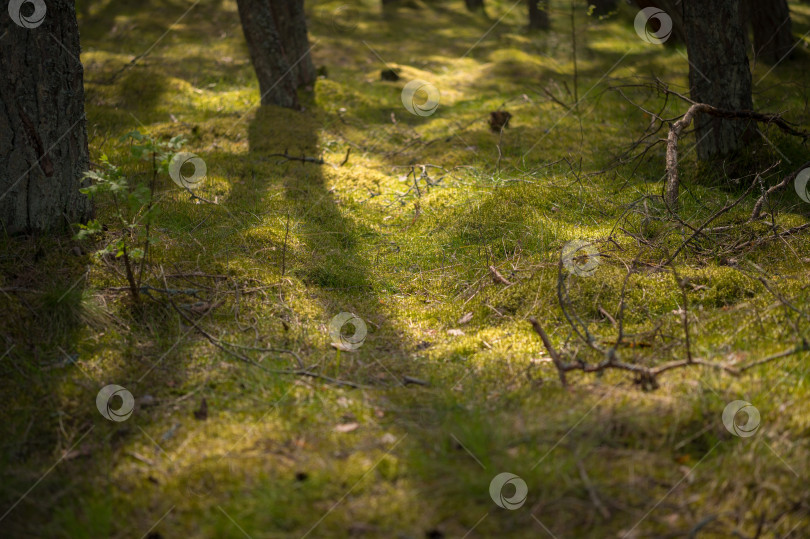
<box><xmin>2</xmin><ymin>0</ymin><xmax>810</xmax><ymax>537</ymax></box>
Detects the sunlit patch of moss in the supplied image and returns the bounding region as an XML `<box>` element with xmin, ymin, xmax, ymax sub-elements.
<box><xmin>2</xmin><ymin>0</ymin><xmax>810</xmax><ymax>537</ymax></box>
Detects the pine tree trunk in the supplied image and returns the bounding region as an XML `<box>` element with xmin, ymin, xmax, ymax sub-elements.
<box><xmin>683</xmin><ymin>0</ymin><xmax>753</xmax><ymax>161</ymax></box>
<box><xmin>236</xmin><ymin>0</ymin><xmax>315</xmax><ymax>109</ymax></box>
<box><xmin>528</xmin><ymin>0</ymin><xmax>549</xmax><ymax>30</ymax></box>
<box><xmin>749</xmin><ymin>0</ymin><xmax>793</xmax><ymax>64</ymax></box>
<box><xmin>0</xmin><ymin>0</ymin><xmax>92</xmax><ymax>234</ymax></box>
<box><xmin>270</xmin><ymin>0</ymin><xmax>316</xmax><ymax>88</ymax></box>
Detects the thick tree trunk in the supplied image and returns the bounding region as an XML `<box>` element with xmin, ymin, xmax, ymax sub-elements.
<box><xmin>748</xmin><ymin>0</ymin><xmax>793</xmax><ymax>64</ymax></box>
<box><xmin>0</xmin><ymin>0</ymin><xmax>92</xmax><ymax>234</ymax></box>
<box><xmin>683</xmin><ymin>0</ymin><xmax>753</xmax><ymax>161</ymax></box>
<box><xmin>465</xmin><ymin>0</ymin><xmax>485</xmax><ymax>11</ymax></box>
<box><xmin>528</xmin><ymin>0</ymin><xmax>549</xmax><ymax>30</ymax></box>
<box><xmin>271</xmin><ymin>0</ymin><xmax>316</xmax><ymax>88</ymax></box>
<box><xmin>235</xmin><ymin>0</ymin><xmax>315</xmax><ymax>109</ymax></box>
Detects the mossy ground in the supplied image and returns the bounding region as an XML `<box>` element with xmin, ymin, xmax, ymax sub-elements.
<box><xmin>2</xmin><ymin>0</ymin><xmax>810</xmax><ymax>537</ymax></box>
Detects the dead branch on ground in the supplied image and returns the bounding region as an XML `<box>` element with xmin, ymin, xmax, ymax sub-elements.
<box><xmin>665</xmin><ymin>104</ymin><xmax>809</xmax><ymax>207</ymax></box>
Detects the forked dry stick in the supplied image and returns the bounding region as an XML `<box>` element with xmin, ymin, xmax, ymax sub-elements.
<box><xmin>665</xmin><ymin>104</ymin><xmax>809</xmax><ymax>208</ymax></box>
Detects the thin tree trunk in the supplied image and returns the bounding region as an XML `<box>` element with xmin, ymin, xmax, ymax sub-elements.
<box><xmin>528</xmin><ymin>0</ymin><xmax>549</xmax><ymax>30</ymax></box>
<box><xmin>683</xmin><ymin>0</ymin><xmax>753</xmax><ymax>161</ymax></box>
<box><xmin>748</xmin><ymin>0</ymin><xmax>793</xmax><ymax>64</ymax></box>
<box><xmin>235</xmin><ymin>0</ymin><xmax>314</xmax><ymax>109</ymax></box>
<box><xmin>0</xmin><ymin>0</ymin><xmax>92</xmax><ymax>234</ymax></box>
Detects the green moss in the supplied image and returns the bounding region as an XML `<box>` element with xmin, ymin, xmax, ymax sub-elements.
<box><xmin>2</xmin><ymin>0</ymin><xmax>810</xmax><ymax>537</ymax></box>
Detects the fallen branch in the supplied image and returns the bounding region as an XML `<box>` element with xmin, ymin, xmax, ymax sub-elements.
<box><xmin>665</xmin><ymin>104</ymin><xmax>809</xmax><ymax>207</ymax></box>
<box><xmin>528</xmin><ymin>318</ymin><xmax>568</xmax><ymax>387</ymax></box>
<box><xmin>737</xmin><ymin>341</ymin><xmax>810</xmax><ymax>372</ymax></box>
<box><xmin>403</xmin><ymin>375</ymin><xmax>430</xmax><ymax>386</ymax></box>
<box><xmin>576</xmin><ymin>458</ymin><xmax>611</xmax><ymax>519</ymax></box>
<box><xmin>264</xmin><ymin>150</ymin><xmax>330</xmax><ymax>167</ymax></box>
<box><xmin>749</xmin><ymin>161</ymin><xmax>810</xmax><ymax>221</ymax></box>
<box><xmin>528</xmin><ymin>319</ymin><xmax>740</xmax><ymax>388</ymax></box>
<box><xmin>489</xmin><ymin>265</ymin><xmax>513</xmax><ymax>286</ymax></box>
<box><xmin>167</xmin><ymin>297</ymin><xmax>364</xmax><ymax>388</ymax></box>
<box><xmin>339</xmin><ymin>147</ymin><xmax>351</xmax><ymax>167</ymax></box>
<box><xmin>663</xmin><ymin>174</ymin><xmax>760</xmax><ymax>265</ymax></box>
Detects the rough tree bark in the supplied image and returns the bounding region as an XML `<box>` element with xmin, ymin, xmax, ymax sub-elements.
<box><xmin>528</xmin><ymin>0</ymin><xmax>549</xmax><ymax>30</ymax></box>
<box><xmin>683</xmin><ymin>0</ymin><xmax>753</xmax><ymax>161</ymax></box>
<box><xmin>235</xmin><ymin>0</ymin><xmax>315</xmax><ymax>109</ymax></box>
<box><xmin>748</xmin><ymin>0</ymin><xmax>793</xmax><ymax>64</ymax></box>
<box><xmin>0</xmin><ymin>0</ymin><xmax>92</xmax><ymax>234</ymax></box>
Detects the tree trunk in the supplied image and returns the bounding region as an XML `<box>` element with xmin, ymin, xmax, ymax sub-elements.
<box><xmin>748</xmin><ymin>0</ymin><xmax>793</xmax><ymax>64</ymax></box>
<box><xmin>0</xmin><ymin>0</ymin><xmax>92</xmax><ymax>234</ymax></box>
<box><xmin>235</xmin><ymin>0</ymin><xmax>315</xmax><ymax>109</ymax></box>
<box><xmin>528</xmin><ymin>0</ymin><xmax>549</xmax><ymax>30</ymax></box>
<box><xmin>683</xmin><ymin>0</ymin><xmax>753</xmax><ymax>161</ymax></box>
<box><xmin>465</xmin><ymin>0</ymin><xmax>485</xmax><ymax>11</ymax></box>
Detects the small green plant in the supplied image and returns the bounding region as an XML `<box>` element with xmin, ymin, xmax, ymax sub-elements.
<box><xmin>76</xmin><ymin>131</ymin><xmax>185</xmax><ymax>309</ymax></box>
